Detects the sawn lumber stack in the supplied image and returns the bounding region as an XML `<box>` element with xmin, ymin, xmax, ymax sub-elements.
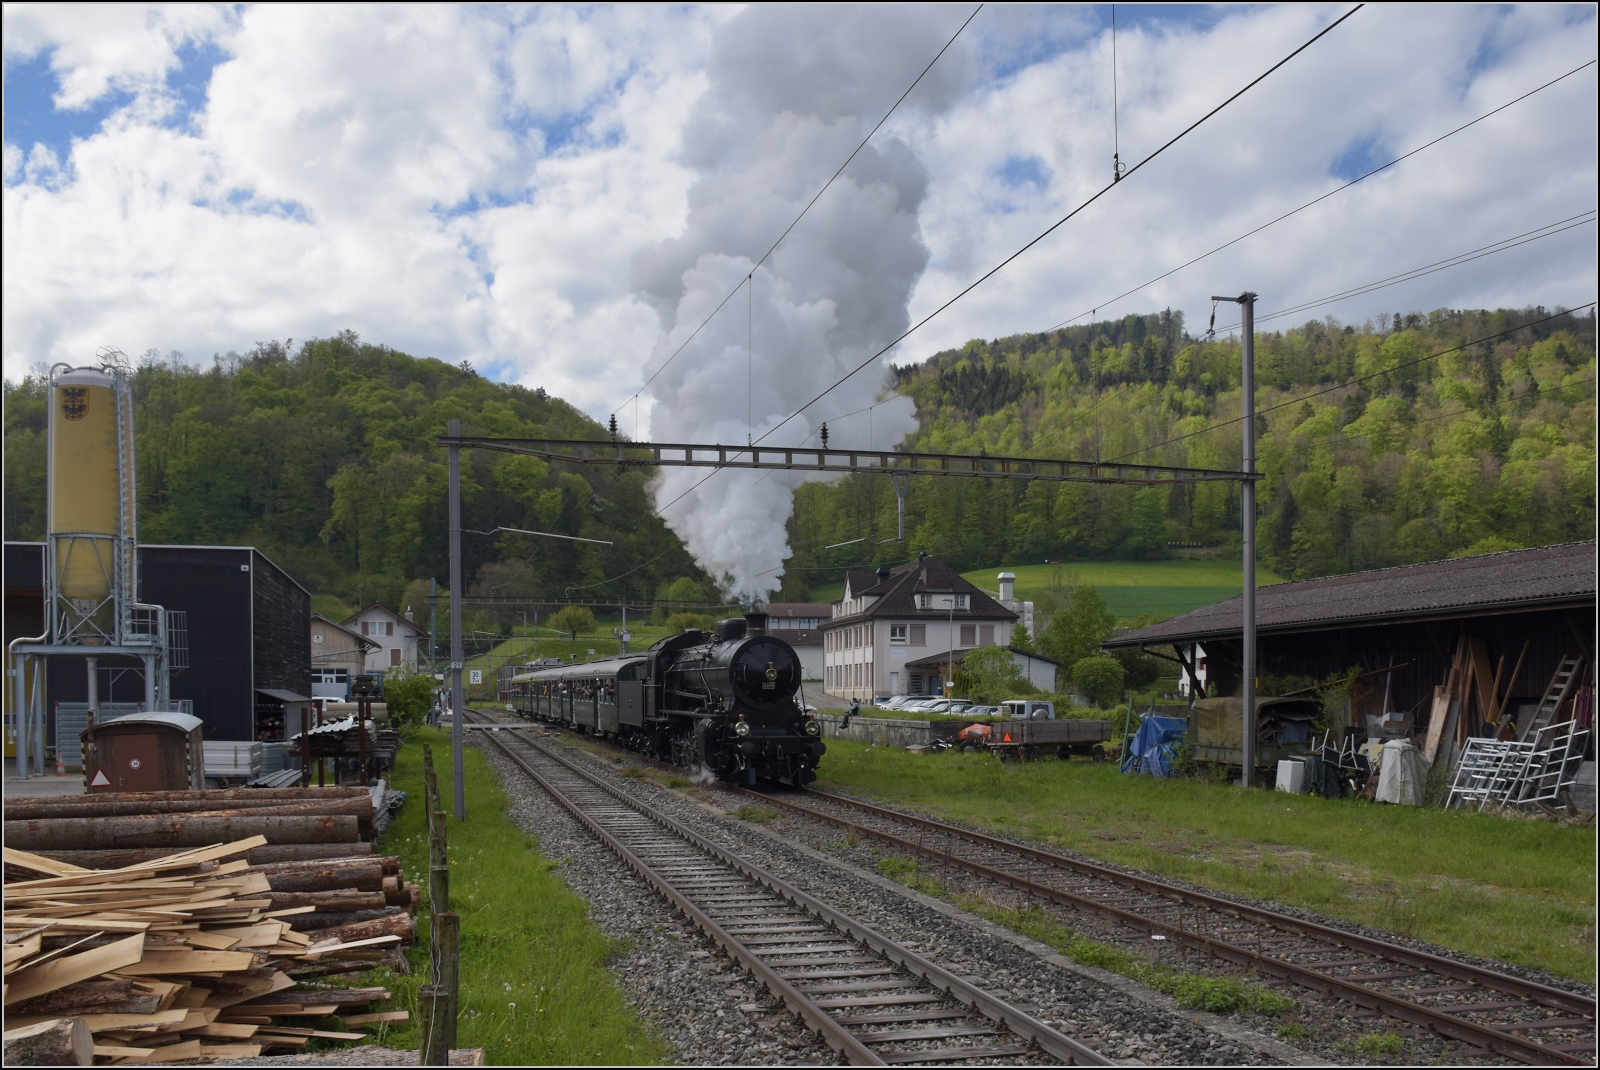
<box><xmin>2</xmin><ymin>834</ymin><xmax>417</xmax><ymax>1065</ymax></box>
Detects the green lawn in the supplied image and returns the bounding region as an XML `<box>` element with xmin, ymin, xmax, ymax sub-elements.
<box><xmin>962</xmin><ymin>558</ymin><xmax>1285</xmax><ymax>594</ymax></box>
<box><xmin>813</xmin><ymin>559</ymin><xmax>1286</xmax><ymax>622</ymax></box>
<box><xmin>815</xmin><ymin>740</ymin><xmax>1595</xmax><ymax>982</ymax></box>
<box><xmin>372</xmin><ymin>729</ymin><xmax>667</xmax><ymax>1064</ymax></box>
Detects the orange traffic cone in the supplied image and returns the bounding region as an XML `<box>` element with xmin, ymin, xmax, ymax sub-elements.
<box><xmin>56</xmin><ymin>752</ymin><xmax>66</xmax><ymax>776</ymax></box>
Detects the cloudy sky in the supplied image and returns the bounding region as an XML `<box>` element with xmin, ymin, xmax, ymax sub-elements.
<box><xmin>5</xmin><ymin>2</ymin><xmax>1596</xmax><ymax>433</ymax></box>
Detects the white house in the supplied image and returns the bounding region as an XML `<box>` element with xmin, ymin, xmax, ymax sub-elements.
<box><xmin>820</xmin><ymin>555</ymin><xmax>1019</xmax><ymax>701</ymax></box>
<box><xmin>1177</xmin><ymin>642</ymin><xmax>1209</xmax><ymax>698</ymax></box>
<box><xmin>342</xmin><ymin>603</ymin><xmax>430</xmax><ymax>672</ymax></box>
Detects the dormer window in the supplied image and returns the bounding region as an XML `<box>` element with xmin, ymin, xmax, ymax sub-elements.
<box><xmin>954</xmin><ymin>594</ymin><xmax>968</xmax><ymax>610</ymax></box>
<box><xmin>916</xmin><ymin>594</ymin><xmax>931</xmax><ymax>609</ymax></box>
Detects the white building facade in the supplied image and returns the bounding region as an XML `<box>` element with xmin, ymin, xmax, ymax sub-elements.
<box><xmin>342</xmin><ymin>603</ymin><xmax>430</xmax><ymax>672</ymax></box>
<box><xmin>821</xmin><ymin>556</ymin><xmax>1018</xmax><ymax>702</ymax></box>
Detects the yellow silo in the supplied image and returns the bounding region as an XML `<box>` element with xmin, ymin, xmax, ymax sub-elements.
<box><xmin>48</xmin><ymin>367</ymin><xmax>126</xmax><ymax>643</ymax></box>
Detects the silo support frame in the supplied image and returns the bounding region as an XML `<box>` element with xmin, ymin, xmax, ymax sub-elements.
<box><xmin>8</xmin><ymin>642</ymin><xmax>171</xmax><ymax>780</ymax></box>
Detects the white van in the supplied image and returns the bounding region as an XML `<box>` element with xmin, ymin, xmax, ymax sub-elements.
<box><xmin>999</xmin><ymin>700</ymin><xmax>1056</xmax><ymax>721</ymax></box>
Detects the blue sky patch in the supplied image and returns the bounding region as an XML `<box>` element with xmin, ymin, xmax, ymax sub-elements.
<box><xmin>1330</xmin><ymin>134</ymin><xmax>1387</xmax><ymax>182</ymax></box>
<box><xmin>2</xmin><ymin>49</ymin><xmax>129</xmax><ymax>173</ymax></box>
<box><xmin>996</xmin><ymin>154</ymin><xmax>1051</xmax><ymax>189</ymax></box>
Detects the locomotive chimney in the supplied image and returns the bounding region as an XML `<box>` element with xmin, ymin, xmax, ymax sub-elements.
<box><xmin>744</xmin><ymin>611</ymin><xmax>769</xmax><ymax>635</ymax></box>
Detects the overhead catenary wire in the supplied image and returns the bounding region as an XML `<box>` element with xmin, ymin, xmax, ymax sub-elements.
<box><xmin>657</xmin><ymin>5</ymin><xmax>1363</xmax><ymax>516</ymax></box>
<box><xmin>1044</xmin><ymin>57</ymin><xmax>1598</xmax><ymax>334</ymax></box>
<box><xmin>1111</xmin><ymin>4</ymin><xmax>1125</xmax><ymax>183</ymax></box>
<box><xmin>618</xmin><ymin>4</ymin><xmax>984</xmax><ymax>422</ymax></box>
<box><xmin>1206</xmin><ymin>211</ymin><xmax>1596</xmax><ymax>333</ymax></box>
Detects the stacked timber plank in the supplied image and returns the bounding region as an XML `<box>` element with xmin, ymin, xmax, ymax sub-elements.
<box><xmin>3</xmin><ymin>836</ymin><xmax>414</xmax><ymax>1065</ymax></box>
<box><xmin>2</xmin><ymin>787</ymin><xmax>420</xmax><ymax>946</ymax></box>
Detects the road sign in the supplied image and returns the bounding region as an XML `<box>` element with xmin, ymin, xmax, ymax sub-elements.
<box><xmin>469</xmin><ymin>670</ymin><xmax>483</xmax><ymax>685</ymax></box>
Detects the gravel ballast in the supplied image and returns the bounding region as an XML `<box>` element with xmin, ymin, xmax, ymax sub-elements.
<box><xmin>475</xmin><ymin>722</ymin><xmax>1317</xmax><ymax>1065</ymax></box>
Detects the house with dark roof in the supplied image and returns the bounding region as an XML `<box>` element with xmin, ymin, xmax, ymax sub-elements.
<box><xmin>342</xmin><ymin>602</ymin><xmax>430</xmax><ymax>672</ymax></box>
<box><xmin>822</xmin><ymin>554</ymin><xmax>1018</xmax><ymax>700</ymax></box>
<box><xmin>1105</xmin><ymin>542</ymin><xmax>1596</xmax><ymax>733</ymax></box>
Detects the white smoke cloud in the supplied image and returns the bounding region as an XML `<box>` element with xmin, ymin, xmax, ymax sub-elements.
<box><xmin>633</xmin><ymin>6</ymin><xmax>967</xmax><ymax>601</ymax></box>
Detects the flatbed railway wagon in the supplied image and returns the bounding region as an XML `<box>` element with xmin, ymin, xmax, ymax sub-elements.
<box><xmin>984</xmin><ymin>717</ymin><xmax>1113</xmax><ymax>761</ymax></box>
<box><xmin>507</xmin><ymin>612</ymin><xmax>824</xmax><ymax>785</ymax></box>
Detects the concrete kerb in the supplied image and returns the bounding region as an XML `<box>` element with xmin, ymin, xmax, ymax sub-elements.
<box><xmin>814</xmin><ymin>713</ymin><xmax>964</xmax><ymax>748</ymax></box>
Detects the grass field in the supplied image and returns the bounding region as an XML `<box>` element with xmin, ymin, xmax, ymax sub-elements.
<box><xmin>963</xmin><ymin>559</ymin><xmax>1286</xmax><ymax>622</ymax></box>
<box><xmin>371</xmin><ymin>729</ymin><xmax>666</xmax><ymax>1065</ymax></box>
<box><xmin>814</xmin><ymin>740</ymin><xmax>1595</xmax><ymax>982</ymax></box>
<box><xmin>813</xmin><ymin>558</ymin><xmax>1286</xmax><ymax>622</ymax></box>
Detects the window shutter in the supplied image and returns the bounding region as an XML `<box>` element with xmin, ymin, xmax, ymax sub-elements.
<box><xmin>960</xmin><ymin>625</ymin><xmax>976</xmax><ymax>647</ymax></box>
<box><xmin>910</xmin><ymin>624</ymin><xmax>925</xmax><ymax>646</ymax></box>
<box><xmin>980</xmin><ymin>625</ymin><xmax>994</xmax><ymax>645</ymax></box>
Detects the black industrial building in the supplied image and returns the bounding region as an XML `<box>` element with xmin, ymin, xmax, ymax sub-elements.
<box><xmin>4</xmin><ymin>542</ymin><xmax>311</xmax><ymax>743</ymax></box>
<box><xmin>1105</xmin><ymin>542</ymin><xmax>1596</xmax><ymax>730</ymax></box>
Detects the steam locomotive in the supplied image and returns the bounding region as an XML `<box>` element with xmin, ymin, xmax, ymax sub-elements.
<box><xmin>507</xmin><ymin>612</ymin><xmax>824</xmax><ymax>785</ymax></box>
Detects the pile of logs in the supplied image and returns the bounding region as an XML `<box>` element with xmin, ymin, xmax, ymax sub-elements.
<box><xmin>3</xmin><ymin>835</ymin><xmax>415</xmax><ymax>1065</ymax></box>
<box><xmin>3</xmin><ymin>787</ymin><xmax>384</xmax><ymax>859</ymax></box>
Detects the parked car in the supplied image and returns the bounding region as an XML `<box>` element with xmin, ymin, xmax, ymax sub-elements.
<box><xmin>999</xmin><ymin>700</ymin><xmax>1056</xmax><ymax>720</ymax></box>
<box><xmin>874</xmin><ymin>695</ymin><xmax>907</xmax><ymax>707</ymax></box>
<box><xmin>920</xmin><ymin>700</ymin><xmax>956</xmax><ymax>713</ymax></box>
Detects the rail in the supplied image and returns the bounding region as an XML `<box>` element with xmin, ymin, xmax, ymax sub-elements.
<box><xmin>743</xmin><ymin>786</ymin><xmax>1596</xmax><ymax>1066</ymax></box>
<box><xmin>464</xmin><ymin>710</ymin><xmax>1110</xmax><ymax>1065</ymax></box>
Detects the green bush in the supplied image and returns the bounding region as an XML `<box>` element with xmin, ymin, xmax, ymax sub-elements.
<box><xmin>383</xmin><ymin>670</ymin><xmax>435</xmax><ymax>728</ymax></box>
<box><xmin>547</xmin><ymin>605</ymin><xmax>597</xmax><ymax>639</ymax></box>
<box><xmin>664</xmin><ymin>611</ymin><xmax>715</xmax><ymax>633</ymax></box>
<box><xmin>1071</xmin><ymin>655</ymin><xmax>1125</xmax><ymax>707</ymax></box>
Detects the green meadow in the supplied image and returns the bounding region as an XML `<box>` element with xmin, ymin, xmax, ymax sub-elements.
<box><xmin>816</xmin><ymin>739</ymin><xmax>1595</xmax><ymax>982</ymax></box>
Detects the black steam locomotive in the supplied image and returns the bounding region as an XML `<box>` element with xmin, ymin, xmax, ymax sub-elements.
<box><xmin>507</xmin><ymin>612</ymin><xmax>824</xmax><ymax>785</ymax></box>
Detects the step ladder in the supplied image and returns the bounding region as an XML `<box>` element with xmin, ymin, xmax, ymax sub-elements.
<box><xmin>1518</xmin><ymin>656</ymin><xmax>1585</xmax><ymax>742</ymax></box>
<box><xmin>1509</xmin><ymin>720</ymin><xmax>1590</xmax><ymax>807</ymax></box>
<box><xmin>1445</xmin><ymin>738</ymin><xmax>1535</xmax><ymax>811</ymax></box>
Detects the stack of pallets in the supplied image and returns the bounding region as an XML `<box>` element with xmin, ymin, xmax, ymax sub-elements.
<box><xmin>3</xmin><ymin>836</ymin><xmax>412</xmax><ymax>1064</ymax></box>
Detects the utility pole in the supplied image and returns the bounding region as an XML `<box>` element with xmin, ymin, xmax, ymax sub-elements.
<box><xmin>1214</xmin><ymin>292</ymin><xmax>1258</xmax><ymax>786</ymax></box>
<box><xmin>429</xmin><ymin>578</ymin><xmax>437</xmax><ymax>674</ymax></box>
<box><xmin>447</xmin><ymin>420</ymin><xmax>466</xmax><ymax>820</ymax></box>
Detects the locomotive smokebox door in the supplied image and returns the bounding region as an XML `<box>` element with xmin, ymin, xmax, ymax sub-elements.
<box><xmin>81</xmin><ymin>711</ymin><xmax>205</xmax><ymax>793</ymax></box>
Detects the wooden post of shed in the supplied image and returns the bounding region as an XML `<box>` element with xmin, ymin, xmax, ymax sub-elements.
<box><xmin>300</xmin><ymin>707</ymin><xmax>310</xmax><ymax>788</ymax></box>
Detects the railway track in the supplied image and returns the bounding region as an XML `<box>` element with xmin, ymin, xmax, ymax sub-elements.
<box><xmin>461</xmin><ymin>712</ymin><xmax>1111</xmax><ymax>1066</ymax></box>
<box><xmin>742</xmin><ymin>784</ymin><xmax>1596</xmax><ymax>1066</ymax></box>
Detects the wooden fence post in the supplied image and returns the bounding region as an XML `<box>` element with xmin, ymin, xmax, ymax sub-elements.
<box><xmin>417</xmin><ymin>984</ymin><xmax>449</xmax><ymax>1066</ymax></box>
<box><xmin>436</xmin><ymin>911</ymin><xmax>460</xmax><ymax>1050</ymax></box>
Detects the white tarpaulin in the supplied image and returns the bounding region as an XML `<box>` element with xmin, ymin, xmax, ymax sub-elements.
<box><xmin>1376</xmin><ymin>739</ymin><xmax>1430</xmax><ymax>805</ymax></box>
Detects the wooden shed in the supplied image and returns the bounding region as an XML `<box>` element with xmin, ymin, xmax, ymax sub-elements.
<box><xmin>82</xmin><ymin>712</ymin><xmax>204</xmax><ymax>793</ymax></box>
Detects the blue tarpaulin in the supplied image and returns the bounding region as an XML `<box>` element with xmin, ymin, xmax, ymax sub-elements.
<box><xmin>1121</xmin><ymin>716</ymin><xmax>1187</xmax><ymax>777</ymax></box>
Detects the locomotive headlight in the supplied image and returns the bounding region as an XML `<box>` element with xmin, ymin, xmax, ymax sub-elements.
<box><xmin>804</xmin><ymin>719</ymin><xmax>820</xmax><ymax>736</ymax></box>
<box><xmin>734</xmin><ymin>719</ymin><xmax>751</xmax><ymax>737</ymax></box>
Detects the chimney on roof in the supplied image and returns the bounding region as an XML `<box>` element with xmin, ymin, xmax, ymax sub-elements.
<box><xmin>917</xmin><ymin>550</ymin><xmax>929</xmax><ymax>563</ymax></box>
<box><xmin>876</xmin><ymin>565</ymin><xmax>891</xmax><ymax>583</ymax></box>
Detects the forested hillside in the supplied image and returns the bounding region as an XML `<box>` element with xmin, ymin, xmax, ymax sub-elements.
<box><xmin>778</xmin><ymin>306</ymin><xmax>1595</xmax><ymax>595</ymax></box>
<box><xmin>3</xmin><ymin>334</ymin><xmax>710</xmax><ymax>614</ymax></box>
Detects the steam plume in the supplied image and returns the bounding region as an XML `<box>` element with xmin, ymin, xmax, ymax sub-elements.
<box><xmin>633</xmin><ymin>6</ymin><xmax>964</xmax><ymax>600</ymax></box>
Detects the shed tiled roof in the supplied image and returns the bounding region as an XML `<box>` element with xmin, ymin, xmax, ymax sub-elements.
<box><xmin>1105</xmin><ymin>541</ymin><xmax>1596</xmax><ymax>649</ymax></box>
<box><xmin>827</xmin><ymin>555</ymin><xmax>1017</xmax><ymax>626</ymax></box>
